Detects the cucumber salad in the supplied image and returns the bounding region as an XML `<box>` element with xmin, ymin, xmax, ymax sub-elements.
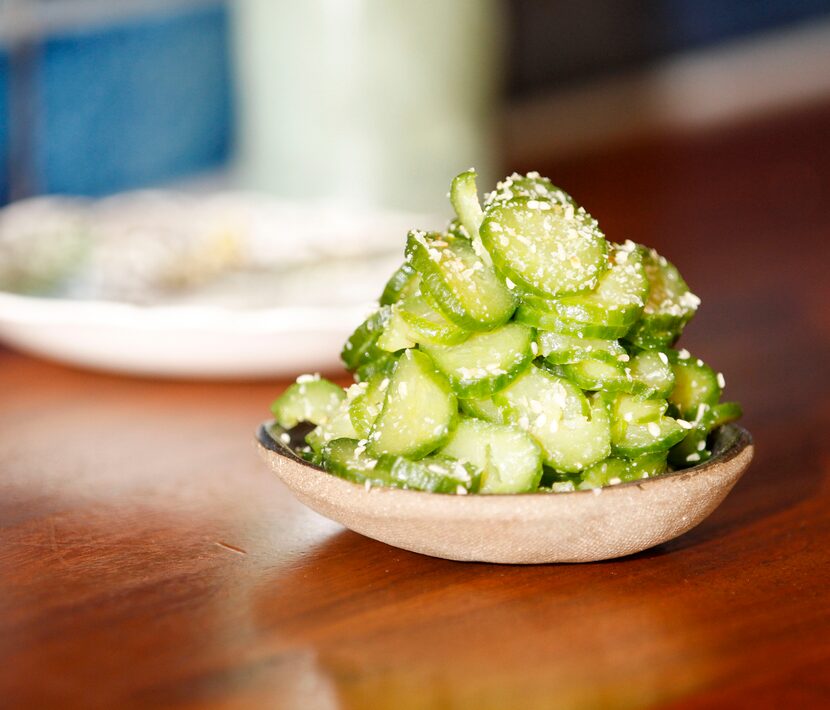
<box><xmin>268</xmin><ymin>170</ymin><xmax>741</xmax><ymax>494</ymax></box>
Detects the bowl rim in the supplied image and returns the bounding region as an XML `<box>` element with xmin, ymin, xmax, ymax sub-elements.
<box><xmin>256</xmin><ymin>420</ymin><xmax>753</xmax><ymax>499</ymax></box>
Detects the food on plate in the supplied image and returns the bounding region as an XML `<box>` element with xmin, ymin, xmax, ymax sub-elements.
<box><xmin>268</xmin><ymin>170</ymin><xmax>741</xmax><ymax>493</ymax></box>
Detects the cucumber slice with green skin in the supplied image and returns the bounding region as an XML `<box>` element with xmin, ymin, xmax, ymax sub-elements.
<box><xmin>480</xmin><ymin>196</ymin><xmax>608</xmax><ymax>298</ymax></box>
<box><xmin>495</xmin><ymin>364</ymin><xmax>589</xmax><ymax>422</ymax></box>
<box><xmin>578</xmin><ymin>452</ymin><xmax>668</xmax><ymax>489</ymax></box>
<box><xmin>306</xmin><ymin>395</ymin><xmax>360</xmax><ymax>453</ymax></box>
<box><xmin>322</xmin><ymin>437</ymin><xmax>391</xmax><ymax>485</ymax></box>
<box><xmin>538</xmin><ymin>394</ymin><xmax>611</xmax><ymax>473</ymax></box>
<box><xmin>483</xmin><ymin>172</ymin><xmax>574</xmax><ymax>209</ymax></box>
<box><xmin>611</xmin><ymin>392</ymin><xmax>668</xmax><ymax>424</ymax></box>
<box><xmin>495</xmin><ymin>367</ymin><xmax>609</xmax><ymax>472</ymax></box>
<box><xmin>368</xmin><ymin>349</ymin><xmax>457</xmax><ymax>459</ymax></box>
<box><xmin>449</xmin><ymin>169</ymin><xmax>495</xmax><ymax>268</ymax></box>
<box><xmin>624</xmin><ymin>248</ymin><xmax>700</xmax><ymax>349</ymax></box>
<box><xmin>354</xmin><ymin>351</ymin><xmax>396</xmax><ymax>383</ymax></box>
<box><xmin>610</xmin><ymin>402</ymin><xmax>686</xmax><ymax>458</ymax></box>
<box><xmin>349</xmin><ymin>373</ymin><xmax>389</xmax><ymax>438</ymax></box>
<box><xmin>322</xmin><ymin>438</ymin><xmax>480</xmax><ymax>493</ymax></box>
<box><xmin>459</xmin><ymin>395</ymin><xmax>507</xmax><ymax>424</ymax></box>
<box><xmin>450</xmin><ymin>169</ymin><xmax>484</xmax><ymax>242</ymax></box>
<box><xmin>667</xmin><ymin>400</ymin><xmax>743</xmax><ymax>468</ymax></box>
<box><xmin>406</xmin><ymin>230</ymin><xmax>517</xmax><ymax>330</ymax></box>
<box><xmin>270</xmin><ymin>376</ymin><xmax>345</xmax><ymax>429</ymax></box>
<box><xmin>524</xmin><ymin>242</ymin><xmax>647</xmax><ymax>328</ymax></box>
<box><xmin>628</xmin><ymin>350</ymin><xmax>675</xmax><ymax>399</ymax></box>
<box><xmin>377</xmin><ymin>305</ymin><xmax>417</xmax><ymax>352</ymax></box>
<box><xmin>537</xmin><ymin>331</ymin><xmax>628</xmax><ymax>365</ymax></box>
<box><xmin>379</xmin><ymin>263</ymin><xmax>419</xmax><ymax>306</ymax></box>
<box><xmin>668</xmin><ymin>354</ymin><xmax>722</xmax><ymax>419</ymax></box>
<box><xmin>387</xmin><ymin>454</ymin><xmax>481</xmax><ymax>494</ymax></box>
<box><xmin>396</xmin><ymin>292</ymin><xmax>471</xmax><ymax>346</ymax></box>
<box><xmin>447</xmin><ymin>218</ymin><xmax>470</xmax><ymax>240</ymax></box>
<box><xmin>668</xmin><ymin>422</ymin><xmax>712</xmax><ymax>468</ymax></box>
<box><xmin>539</xmin><ymin>466</ymin><xmax>582</xmax><ymax>490</ymax></box>
<box><xmin>420</xmin><ymin>322</ymin><xmax>534</xmax><ymax>398</ymax></box>
<box><xmin>711</xmin><ymin>401</ymin><xmax>742</xmax><ymax>427</ymax></box>
<box><xmin>341</xmin><ymin>307</ymin><xmax>390</xmax><ymax>371</ymax></box>
<box><xmin>440</xmin><ymin>416</ymin><xmax>542</xmax><ymax>494</ymax></box>
<box><xmin>553</xmin><ymin>358</ymin><xmax>634</xmax><ymax>393</ymax></box>
<box><xmin>514</xmin><ymin>304</ymin><xmax>631</xmax><ymax>339</ymax></box>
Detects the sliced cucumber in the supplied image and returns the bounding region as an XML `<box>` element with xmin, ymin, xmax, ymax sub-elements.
<box><xmin>387</xmin><ymin>454</ymin><xmax>481</xmax><ymax>494</ymax></box>
<box><xmin>611</xmin><ymin>392</ymin><xmax>668</xmax><ymax>424</ymax></box>
<box><xmin>495</xmin><ymin>367</ymin><xmax>610</xmax><ymax>472</ymax></box>
<box><xmin>578</xmin><ymin>452</ymin><xmax>668</xmax><ymax>489</ymax></box>
<box><xmin>376</xmin><ymin>303</ymin><xmax>419</xmax><ymax>352</ymax></box>
<box><xmin>625</xmin><ymin>248</ymin><xmax>700</xmax><ymax>349</ymax></box>
<box><xmin>270</xmin><ymin>376</ymin><xmax>345</xmax><ymax>428</ymax></box>
<box><xmin>668</xmin><ymin>353</ymin><xmax>722</xmax><ymax>419</ymax></box>
<box><xmin>440</xmin><ymin>416</ymin><xmax>542</xmax><ymax>493</ymax></box>
<box><xmin>379</xmin><ymin>263</ymin><xmax>419</xmax><ymax>306</ymax></box>
<box><xmin>322</xmin><ymin>438</ymin><xmax>480</xmax><ymax>493</ymax></box>
<box><xmin>447</xmin><ymin>217</ymin><xmax>470</xmax><ymax>240</ymax></box>
<box><xmin>480</xmin><ymin>197</ymin><xmax>608</xmax><ymax>298</ymax></box>
<box><xmin>515</xmin><ymin>304</ymin><xmax>631</xmax><ymax>339</ymax></box>
<box><xmin>368</xmin><ymin>349</ymin><xmax>457</xmax><ymax>458</ymax></box>
<box><xmin>322</xmin><ymin>437</ymin><xmax>390</xmax><ymax>485</ymax></box>
<box><xmin>349</xmin><ymin>373</ymin><xmax>389</xmax><ymax>438</ymax></box>
<box><xmin>527</xmin><ymin>242</ymin><xmax>647</xmax><ymax>328</ymax></box>
<box><xmin>483</xmin><ymin>171</ymin><xmax>574</xmax><ymax>209</ymax></box>
<box><xmin>495</xmin><ymin>364</ymin><xmax>588</xmax><ymax>422</ymax></box>
<box><xmin>397</xmin><ymin>292</ymin><xmax>470</xmax><ymax>346</ymax></box>
<box><xmin>539</xmin><ymin>394</ymin><xmax>611</xmax><ymax>473</ymax></box>
<box><xmin>459</xmin><ymin>395</ymin><xmax>507</xmax><ymax>424</ymax></box>
<box><xmin>668</xmin><ymin>400</ymin><xmax>743</xmax><ymax>467</ymax></box>
<box><xmin>354</xmin><ymin>351</ymin><xmax>396</xmax><ymax>383</ymax></box>
<box><xmin>711</xmin><ymin>401</ymin><xmax>742</xmax><ymax>427</ymax></box>
<box><xmin>554</xmin><ymin>358</ymin><xmax>633</xmax><ymax>393</ymax></box>
<box><xmin>406</xmin><ymin>230</ymin><xmax>516</xmax><ymax>330</ymax></box>
<box><xmin>610</xmin><ymin>392</ymin><xmax>685</xmax><ymax>457</ymax></box>
<box><xmin>421</xmin><ymin>322</ymin><xmax>534</xmax><ymax>398</ymax></box>
<box><xmin>537</xmin><ymin>330</ymin><xmax>627</xmax><ymax>365</ymax></box>
<box><xmin>450</xmin><ymin>169</ymin><xmax>484</xmax><ymax>242</ymax></box>
<box><xmin>628</xmin><ymin>350</ymin><xmax>675</xmax><ymax>399</ymax></box>
<box><xmin>306</xmin><ymin>394</ymin><xmax>360</xmax><ymax>453</ymax></box>
<box><xmin>341</xmin><ymin>307</ymin><xmax>390</xmax><ymax>371</ymax></box>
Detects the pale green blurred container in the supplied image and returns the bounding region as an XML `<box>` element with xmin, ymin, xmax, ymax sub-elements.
<box><xmin>232</xmin><ymin>0</ymin><xmax>502</xmax><ymax>214</ymax></box>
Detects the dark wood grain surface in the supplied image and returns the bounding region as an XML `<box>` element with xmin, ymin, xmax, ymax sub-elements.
<box><xmin>2</xmin><ymin>104</ymin><xmax>829</xmax><ymax>709</ymax></box>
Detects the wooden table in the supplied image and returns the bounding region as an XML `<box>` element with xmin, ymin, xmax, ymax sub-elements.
<box><xmin>2</xmin><ymin>105</ymin><xmax>829</xmax><ymax>708</ymax></box>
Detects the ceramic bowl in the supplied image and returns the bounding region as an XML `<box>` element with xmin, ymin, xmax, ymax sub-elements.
<box><xmin>256</xmin><ymin>423</ymin><xmax>753</xmax><ymax>564</ymax></box>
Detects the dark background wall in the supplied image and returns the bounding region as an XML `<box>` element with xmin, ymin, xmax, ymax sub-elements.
<box><xmin>507</xmin><ymin>0</ymin><xmax>830</xmax><ymax>96</ymax></box>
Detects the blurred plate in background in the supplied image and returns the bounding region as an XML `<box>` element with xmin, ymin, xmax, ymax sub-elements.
<box><xmin>0</xmin><ymin>192</ymin><xmax>434</xmax><ymax>378</ymax></box>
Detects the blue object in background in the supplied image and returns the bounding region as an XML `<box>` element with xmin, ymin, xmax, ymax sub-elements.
<box><xmin>36</xmin><ymin>3</ymin><xmax>233</xmax><ymax>196</ymax></box>
<box><xmin>664</xmin><ymin>0</ymin><xmax>830</xmax><ymax>47</ymax></box>
<box><xmin>0</xmin><ymin>48</ymin><xmax>9</xmax><ymax>204</ymax></box>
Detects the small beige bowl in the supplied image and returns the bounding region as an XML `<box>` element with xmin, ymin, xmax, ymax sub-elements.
<box><xmin>256</xmin><ymin>423</ymin><xmax>753</xmax><ymax>564</ymax></box>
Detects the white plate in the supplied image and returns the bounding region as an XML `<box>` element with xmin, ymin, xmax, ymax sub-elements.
<box><xmin>0</xmin><ymin>193</ymin><xmax>434</xmax><ymax>378</ymax></box>
<box><xmin>0</xmin><ymin>291</ymin><xmax>372</xmax><ymax>378</ymax></box>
